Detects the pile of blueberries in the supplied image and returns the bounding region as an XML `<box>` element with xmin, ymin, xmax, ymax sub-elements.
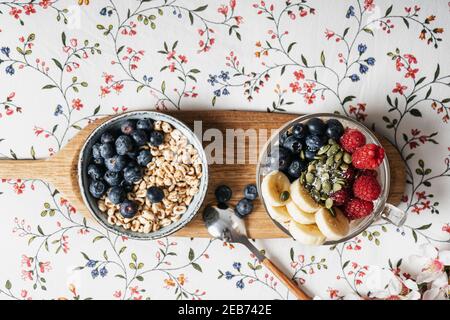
<box><xmin>215</xmin><ymin>184</ymin><xmax>258</xmax><ymax>218</ymax></box>
<box><xmin>87</xmin><ymin>118</ymin><xmax>166</xmax><ymax>219</ymax></box>
<box><xmin>267</xmin><ymin>118</ymin><xmax>345</xmax><ymax>180</ymax></box>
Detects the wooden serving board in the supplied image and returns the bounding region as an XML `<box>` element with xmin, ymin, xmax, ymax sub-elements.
<box><xmin>0</xmin><ymin>111</ymin><xmax>406</xmax><ymax>238</ymax></box>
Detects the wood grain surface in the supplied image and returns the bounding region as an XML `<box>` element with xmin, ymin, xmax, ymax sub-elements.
<box><xmin>0</xmin><ymin>111</ymin><xmax>406</xmax><ymax>238</ymax></box>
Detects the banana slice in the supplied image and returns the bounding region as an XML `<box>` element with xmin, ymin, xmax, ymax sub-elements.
<box><xmin>315</xmin><ymin>207</ymin><xmax>350</xmax><ymax>241</ymax></box>
<box><xmin>261</xmin><ymin>171</ymin><xmax>291</xmax><ymax>207</ymax></box>
<box><xmin>286</xmin><ymin>200</ymin><xmax>316</xmax><ymax>224</ymax></box>
<box><xmin>290</xmin><ymin>179</ymin><xmax>321</xmax><ymax>213</ymax></box>
<box><xmin>266</xmin><ymin>205</ymin><xmax>291</xmax><ymax>225</ymax></box>
<box><xmin>289</xmin><ymin>222</ymin><xmax>326</xmax><ymax>245</ymax></box>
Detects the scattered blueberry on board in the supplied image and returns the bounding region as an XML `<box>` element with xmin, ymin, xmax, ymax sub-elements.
<box><xmin>214</xmin><ymin>184</ymin><xmax>258</xmax><ymax>218</ymax></box>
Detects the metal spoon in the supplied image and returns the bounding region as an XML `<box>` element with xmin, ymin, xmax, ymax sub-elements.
<box><xmin>202</xmin><ymin>204</ymin><xmax>311</xmax><ymax>300</ymax></box>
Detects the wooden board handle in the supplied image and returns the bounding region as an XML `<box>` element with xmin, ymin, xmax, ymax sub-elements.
<box><xmin>0</xmin><ymin>159</ymin><xmax>52</xmax><ymax>180</ymax></box>
<box><xmin>261</xmin><ymin>258</ymin><xmax>311</xmax><ymax>300</ymax></box>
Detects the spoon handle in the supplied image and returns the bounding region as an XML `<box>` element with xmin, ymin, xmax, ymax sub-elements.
<box><xmin>261</xmin><ymin>258</ymin><xmax>311</xmax><ymax>300</ymax></box>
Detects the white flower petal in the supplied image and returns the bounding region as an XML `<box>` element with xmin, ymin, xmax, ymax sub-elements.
<box><xmin>408</xmin><ymin>255</ymin><xmax>429</xmax><ymax>274</ymax></box>
<box><xmin>416</xmin><ymin>270</ymin><xmax>441</xmax><ymax>284</ymax></box>
<box><xmin>422</xmin><ymin>288</ymin><xmax>440</xmax><ymax>300</ymax></box>
<box><xmin>430</xmin><ymin>272</ymin><xmax>448</xmax><ymax>288</ymax></box>
<box><xmin>403</xmin><ymin>278</ymin><xmax>419</xmax><ymax>291</ymax></box>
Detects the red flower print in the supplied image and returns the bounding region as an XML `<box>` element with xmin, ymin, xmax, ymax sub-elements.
<box><xmin>303</xmin><ymin>82</ymin><xmax>316</xmax><ymax>93</ymax></box>
<box><xmin>304</xmin><ymin>93</ymin><xmax>316</xmax><ymax>104</ymax></box>
<box><xmin>38</xmin><ymin>261</ymin><xmax>52</xmax><ymax>273</ymax></box>
<box><xmin>289</xmin><ymin>81</ymin><xmax>301</xmax><ymax>93</ymax></box>
<box><xmin>21</xmin><ymin>270</ymin><xmax>33</xmax><ymax>281</ymax></box>
<box><xmin>324</xmin><ymin>29</ymin><xmax>335</xmax><ymax>40</ymax></box>
<box><xmin>21</xmin><ymin>255</ymin><xmax>32</xmax><ymax>268</ymax></box>
<box><xmin>9</xmin><ymin>7</ymin><xmax>22</xmax><ymax>19</ymax></box>
<box><xmin>293</xmin><ymin>70</ymin><xmax>305</xmax><ymax>80</ymax></box>
<box><xmin>405</xmin><ymin>67</ymin><xmax>418</xmax><ymax>79</ymax></box>
<box><xmin>218</xmin><ymin>5</ymin><xmax>229</xmax><ymax>16</ymax></box>
<box><xmin>113</xmin><ymin>291</ymin><xmax>122</xmax><ymax>299</ymax></box>
<box><xmin>364</xmin><ymin>0</ymin><xmax>375</xmax><ymax>11</ymax></box>
<box><xmin>13</xmin><ymin>181</ymin><xmax>25</xmax><ymax>194</ymax></box>
<box><xmin>103</xmin><ymin>73</ymin><xmax>114</xmax><ymax>84</ymax></box>
<box><xmin>234</xmin><ymin>16</ymin><xmax>243</xmax><ymax>25</ymax></box>
<box><xmin>395</xmin><ymin>58</ymin><xmax>404</xmax><ymax>71</ymax></box>
<box><xmin>392</xmin><ymin>83</ymin><xmax>407</xmax><ymax>95</ymax></box>
<box><xmin>403</xmin><ymin>54</ymin><xmax>417</xmax><ymax>64</ymax></box>
<box><xmin>72</xmin><ymin>99</ymin><xmax>83</xmax><ymax>110</ymax></box>
<box><xmin>39</xmin><ymin>0</ymin><xmax>51</xmax><ymax>9</ymax></box>
<box><xmin>24</xmin><ymin>4</ymin><xmax>36</xmax><ymax>15</ymax></box>
<box><xmin>169</xmin><ymin>63</ymin><xmax>175</xmax><ymax>72</ymax></box>
<box><xmin>70</xmin><ymin>38</ymin><xmax>78</xmax><ymax>47</ymax></box>
<box><xmin>230</xmin><ymin>0</ymin><xmax>236</xmax><ymax>9</ymax></box>
<box><xmin>112</xmin><ymin>82</ymin><xmax>124</xmax><ymax>93</ymax></box>
<box><xmin>166</xmin><ymin>51</ymin><xmax>176</xmax><ymax>60</ymax></box>
<box><xmin>328</xmin><ymin>288</ymin><xmax>339</xmax><ymax>299</ymax></box>
<box><xmin>178</xmin><ymin>55</ymin><xmax>188</xmax><ymax>63</ymax></box>
<box><xmin>442</xmin><ymin>224</ymin><xmax>450</xmax><ymax>233</ymax></box>
<box><xmin>100</xmin><ymin>86</ymin><xmax>111</xmax><ymax>97</ymax></box>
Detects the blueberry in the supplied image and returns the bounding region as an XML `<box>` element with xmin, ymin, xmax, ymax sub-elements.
<box><xmin>215</xmin><ymin>185</ymin><xmax>232</xmax><ymax>203</ymax></box>
<box><xmin>304</xmin><ymin>149</ymin><xmax>316</xmax><ymax>160</ymax></box>
<box><xmin>147</xmin><ymin>186</ymin><xmax>164</xmax><ymax>203</ymax></box>
<box><xmin>268</xmin><ymin>147</ymin><xmax>292</xmax><ymax>171</ymax></box>
<box><xmin>137</xmin><ymin>150</ymin><xmax>153</xmax><ymax>167</ymax></box>
<box><xmin>243</xmin><ymin>184</ymin><xmax>258</xmax><ymax>201</ymax></box>
<box><xmin>218</xmin><ymin>202</ymin><xmax>229</xmax><ymax>210</ymax></box>
<box><xmin>99</xmin><ymin>143</ymin><xmax>115</xmax><ymax>159</ymax></box>
<box><xmin>107</xmin><ymin>186</ymin><xmax>126</xmax><ymax>204</ymax></box>
<box><xmin>306</xmin><ymin>118</ymin><xmax>326</xmax><ymax>136</ymax></box>
<box><xmin>305</xmin><ymin>135</ymin><xmax>325</xmax><ymax>152</ymax></box>
<box><xmin>105</xmin><ymin>155</ymin><xmax>128</xmax><ymax>172</ymax></box>
<box><xmin>123</xmin><ymin>165</ymin><xmax>143</xmax><ymax>184</ymax></box>
<box><xmin>279</xmin><ymin>131</ymin><xmax>292</xmax><ymax>145</ymax></box>
<box><xmin>100</xmin><ymin>132</ymin><xmax>115</xmax><ymax>144</ymax></box>
<box><xmin>89</xmin><ymin>180</ymin><xmax>107</xmax><ymax>198</ymax></box>
<box><xmin>131</xmin><ymin>129</ymin><xmax>148</xmax><ymax>146</ymax></box>
<box><xmin>127</xmin><ymin>148</ymin><xmax>139</xmax><ymax>160</ymax></box>
<box><xmin>93</xmin><ymin>157</ymin><xmax>104</xmax><ymax>165</ymax></box>
<box><xmin>283</xmin><ymin>135</ymin><xmax>303</xmax><ymax>154</ymax></box>
<box><xmin>288</xmin><ymin>159</ymin><xmax>308</xmax><ymax>179</ymax></box>
<box><xmin>235</xmin><ymin>198</ymin><xmax>253</xmax><ymax>217</ymax></box>
<box><xmin>92</xmin><ymin>143</ymin><xmax>102</xmax><ymax>159</ymax></box>
<box><xmin>87</xmin><ymin>164</ymin><xmax>104</xmax><ymax>180</ymax></box>
<box><xmin>104</xmin><ymin>170</ymin><xmax>122</xmax><ymax>186</ymax></box>
<box><xmin>115</xmin><ymin>135</ymin><xmax>134</xmax><ymax>155</ymax></box>
<box><xmin>325</xmin><ymin>119</ymin><xmax>344</xmax><ymax>140</ymax></box>
<box><xmin>136</xmin><ymin>119</ymin><xmax>153</xmax><ymax>131</ymax></box>
<box><xmin>149</xmin><ymin>131</ymin><xmax>164</xmax><ymax>147</ymax></box>
<box><xmin>120</xmin><ymin>179</ymin><xmax>134</xmax><ymax>192</ymax></box>
<box><xmin>119</xmin><ymin>200</ymin><xmax>138</xmax><ymax>218</ymax></box>
<box><xmin>120</xmin><ymin>119</ymin><xmax>136</xmax><ymax>135</ymax></box>
<box><xmin>292</xmin><ymin>123</ymin><xmax>308</xmax><ymax>139</ymax></box>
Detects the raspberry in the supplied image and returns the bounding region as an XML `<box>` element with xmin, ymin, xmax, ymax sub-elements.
<box><xmin>342</xmin><ymin>165</ymin><xmax>356</xmax><ymax>181</ymax></box>
<box><xmin>339</xmin><ymin>128</ymin><xmax>366</xmax><ymax>153</ymax></box>
<box><xmin>344</xmin><ymin>198</ymin><xmax>374</xmax><ymax>220</ymax></box>
<box><xmin>330</xmin><ymin>189</ymin><xmax>349</xmax><ymax>206</ymax></box>
<box><xmin>359</xmin><ymin>169</ymin><xmax>378</xmax><ymax>178</ymax></box>
<box><xmin>352</xmin><ymin>144</ymin><xmax>385</xmax><ymax>169</ymax></box>
<box><xmin>353</xmin><ymin>175</ymin><xmax>381</xmax><ymax>201</ymax></box>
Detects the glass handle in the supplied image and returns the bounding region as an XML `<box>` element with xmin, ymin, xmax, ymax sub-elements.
<box><xmin>381</xmin><ymin>203</ymin><xmax>407</xmax><ymax>227</ymax></box>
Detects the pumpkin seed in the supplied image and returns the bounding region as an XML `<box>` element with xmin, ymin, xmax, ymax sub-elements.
<box><xmin>333</xmin><ymin>183</ymin><xmax>342</xmax><ymax>192</ymax></box>
<box><xmin>340</xmin><ymin>163</ymin><xmax>349</xmax><ymax>171</ymax></box>
<box><xmin>322</xmin><ymin>180</ymin><xmax>331</xmax><ymax>193</ymax></box>
<box><xmin>306</xmin><ymin>173</ymin><xmax>314</xmax><ymax>183</ymax></box>
<box><xmin>326</xmin><ymin>157</ymin><xmax>334</xmax><ymax>167</ymax></box>
<box><xmin>334</xmin><ymin>151</ymin><xmax>343</xmax><ymax>162</ymax></box>
<box><xmin>328</xmin><ymin>139</ymin><xmax>337</xmax><ymax>145</ymax></box>
<box><xmin>307</xmin><ymin>164</ymin><xmax>316</xmax><ymax>172</ymax></box>
<box><xmin>313</xmin><ymin>180</ymin><xmax>321</xmax><ymax>191</ymax></box>
<box><xmin>317</xmin><ymin>144</ymin><xmax>330</xmax><ymax>155</ymax></box>
<box><xmin>300</xmin><ymin>150</ymin><xmax>305</xmax><ymax>160</ymax></box>
<box><xmin>327</xmin><ymin>144</ymin><xmax>340</xmax><ymax>157</ymax></box>
<box><xmin>322</xmin><ymin>172</ymin><xmax>330</xmax><ymax>180</ymax></box>
<box><xmin>325</xmin><ymin>198</ymin><xmax>334</xmax><ymax>209</ymax></box>
<box><xmin>329</xmin><ymin>207</ymin><xmax>336</xmax><ymax>217</ymax></box>
<box><xmin>343</xmin><ymin>152</ymin><xmax>352</xmax><ymax>164</ymax></box>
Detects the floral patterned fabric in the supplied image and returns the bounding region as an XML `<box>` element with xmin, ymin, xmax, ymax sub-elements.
<box><xmin>0</xmin><ymin>0</ymin><xmax>449</xmax><ymax>300</ymax></box>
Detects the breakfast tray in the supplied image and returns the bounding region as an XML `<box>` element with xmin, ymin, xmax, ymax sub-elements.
<box><xmin>0</xmin><ymin>111</ymin><xmax>405</xmax><ymax>238</ymax></box>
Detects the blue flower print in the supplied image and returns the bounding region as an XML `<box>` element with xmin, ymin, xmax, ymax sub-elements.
<box><xmin>91</xmin><ymin>269</ymin><xmax>99</xmax><ymax>279</ymax></box>
<box><xmin>225</xmin><ymin>271</ymin><xmax>234</xmax><ymax>280</ymax></box>
<box><xmin>222</xmin><ymin>88</ymin><xmax>230</xmax><ymax>96</ymax></box>
<box><xmin>86</xmin><ymin>260</ymin><xmax>97</xmax><ymax>268</ymax></box>
<box><xmin>54</xmin><ymin>104</ymin><xmax>63</xmax><ymax>116</ymax></box>
<box><xmin>218</xmin><ymin>70</ymin><xmax>230</xmax><ymax>81</ymax></box>
<box><xmin>357</xmin><ymin>44</ymin><xmax>367</xmax><ymax>55</ymax></box>
<box><xmin>214</xmin><ymin>89</ymin><xmax>221</xmax><ymax>97</ymax></box>
<box><xmin>232</xmin><ymin>262</ymin><xmax>241</xmax><ymax>272</ymax></box>
<box><xmin>207</xmin><ymin>74</ymin><xmax>218</xmax><ymax>86</ymax></box>
<box><xmin>365</xmin><ymin>57</ymin><xmax>376</xmax><ymax>66</ymax></box>
<box><xmin>350</xmin><ymin>74</ymin><xmax>360</xmax><ymax>82</ymax></box>
<box><xmin>236</xmin><ymin>279</ymin><xmax>245</xmax><ymax>289</ymax></box>
<box><xmin>143</xmin><ymin>75</ymin><xmax>153</xmax><ymax>83</ymax></box>
<box><xmin>1</xmin><ymin>47</ymin><xmax>10</xmax><ymax>58</ymax></box>
<box><xmin>5</xmin><ymin>65</ymin><xmax>15</xmax><ymax>75</ymax></box>
<box><xmin>100</xmin><ymin>7</ymin><xmax>107</xmax><ymax>16</ymax></box>
<box><xmin>346</xmin><ymin>6</ymin><xmax>355</xmax><ymax>18</ymax></box>
<box><xmin>359</xmin><ymin>64</ymin><xmax>369</xmax><ymax>74</ymax></box>
<box><xmin>99</xmin><ymin>266</ymin><xmax>108</xmax><ymax>277</ymax></box>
